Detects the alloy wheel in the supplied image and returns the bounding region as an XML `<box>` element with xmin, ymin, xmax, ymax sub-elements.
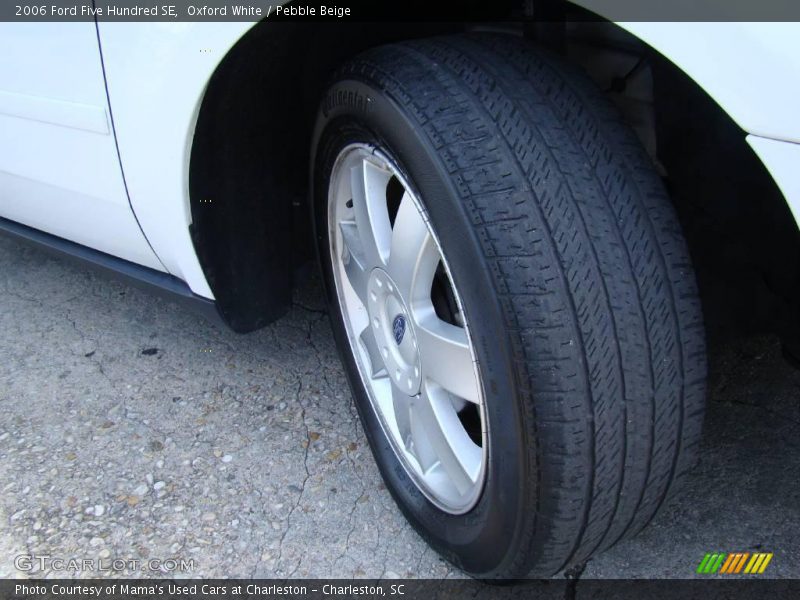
<box><xmin>327</xmin><ymin>143</ymin><xmax>487</xmax><ymax>514</ymax></box>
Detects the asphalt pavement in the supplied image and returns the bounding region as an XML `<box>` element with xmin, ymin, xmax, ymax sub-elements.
<box><xmin>1</xmin><ymin>235</ymin><xmax>798</xmax><ymax>580</ymax></box>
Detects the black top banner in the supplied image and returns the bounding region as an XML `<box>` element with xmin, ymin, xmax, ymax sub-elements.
<box><xmin>3</xmin><ymin>0</ymin><xmax>800</xmax><ymax>22</ymax></box>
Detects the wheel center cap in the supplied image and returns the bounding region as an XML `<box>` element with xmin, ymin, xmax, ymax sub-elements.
<box><xmin>392</xmin><ymin>314</ymin><xmax>406</xmax><ymax>345</ymax></box>
<box><xmin>366</xmin><ymin>269</ymin><xmax>421</xmax><ymax>396</ymax></box>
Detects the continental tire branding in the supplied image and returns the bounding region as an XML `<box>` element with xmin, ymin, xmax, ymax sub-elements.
<box><xmin>322</xmin><ymin>88</ymin><xmax>372</xmax><ymax>118</ymax></box>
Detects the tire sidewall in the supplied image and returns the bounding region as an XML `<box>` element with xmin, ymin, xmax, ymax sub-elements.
<box><xmin>310</xmin><ymin>78</ymin><xmax>533</xmax><ymax>576</ymax></box>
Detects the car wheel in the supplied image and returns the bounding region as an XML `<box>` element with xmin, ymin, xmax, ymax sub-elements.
<box><xmin>311</xmin><ymin>33</ymin><xmax>706</xmax><ymax>578</ymax></box>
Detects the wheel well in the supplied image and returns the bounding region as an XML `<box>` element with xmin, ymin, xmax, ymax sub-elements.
<box><xmin>189</xmin><ymin>22</ymin><xmax>459</xmax><ymax>332</ymax></box>
<box><xmin>652</xmin><ymin>57</ymin><xmax>800</xmax><ymax>347</ymax></box>
<box><xmin>190</xmin><ymin>15</ymin><xmax>800</xmax><ymax>344</ymax></box>
<box><xmin>560</xmin><ymin>20</ymin><xmax>800</xmax><ymax>346</ymax></box>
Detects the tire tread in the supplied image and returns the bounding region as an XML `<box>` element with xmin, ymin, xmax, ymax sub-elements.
<box><xmin>336</xmin><ymin>33</ymin><xmax>706</xmax><ymax>577</ymax></box>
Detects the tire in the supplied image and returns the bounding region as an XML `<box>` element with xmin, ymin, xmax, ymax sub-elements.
<box><xmin>311</xmin><ymin>33</ymin><xmax>706</xmax><ymax>578</ymax></box>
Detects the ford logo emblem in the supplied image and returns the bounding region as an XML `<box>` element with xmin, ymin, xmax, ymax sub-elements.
<box><xmin>392</xmin><ymin>314</ymin><xmax>406</xmax><ymax>346</ymax></box>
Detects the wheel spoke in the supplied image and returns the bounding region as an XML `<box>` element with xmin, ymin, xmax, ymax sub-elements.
<box><xmin>339</xmin><ymin>221</ymin><xmax>371</xmax><ymax>305</ymax></box>
<box><xmin>414</xmin><ymin>383</ymin><xmax>481</xmax><ymax>495</ymax></box>
<box><xmin>415</xmin><ymin>308</ymin><xmax>481</xmax><ymax>404</ymax></box>
<box><xmin>387</xmin><ymin>192</ymin><xmax>439</xmax><ymax>302</ymax></box>
<box><xmin>391</xmin><ymin>383</ymin><xmax>413</xmax><ymax>452</ymax></box>
<box><xmin>393</xmin><ymin>384</ymin><xmax>438</xmax><ymax>471</ymax></box>
<box><xmin>350</xmin><ymin>158</ymin><xmax>392</xmax><ymax>271</ymax></box>
<box><xmin>359</xmin><ymin>326</ymin><xmax>387</xmax><ymax>379</ymax></box>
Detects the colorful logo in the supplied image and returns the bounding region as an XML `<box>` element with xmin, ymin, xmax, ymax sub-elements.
<box><xmin>696</xmin><ymin>552</ymin><xmax>773</xmax><ymax>575</ymax></box>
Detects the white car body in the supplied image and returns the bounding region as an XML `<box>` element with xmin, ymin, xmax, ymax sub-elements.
<box><xmin>1</xmin><ymin>17</ymin><xmax>799</xmax><ymax>300</ymax></box>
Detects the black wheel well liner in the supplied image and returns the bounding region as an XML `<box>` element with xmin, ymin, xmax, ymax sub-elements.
<box><xmin>188</xmin><ymin>21</ymin><xmax>460</xmax><ymax>332</ymax></box>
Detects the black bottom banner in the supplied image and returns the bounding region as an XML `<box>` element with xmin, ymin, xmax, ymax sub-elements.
<box><xmin>3</xmin><ymin>579</ymin><xmax>800</xmax><ymax>600</ymax></box>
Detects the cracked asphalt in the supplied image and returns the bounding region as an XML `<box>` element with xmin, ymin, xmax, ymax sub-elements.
<box><xmin>1</xmin><ymin>234</ymin><xmax>799</xmax><ymax>580</ymax></box>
